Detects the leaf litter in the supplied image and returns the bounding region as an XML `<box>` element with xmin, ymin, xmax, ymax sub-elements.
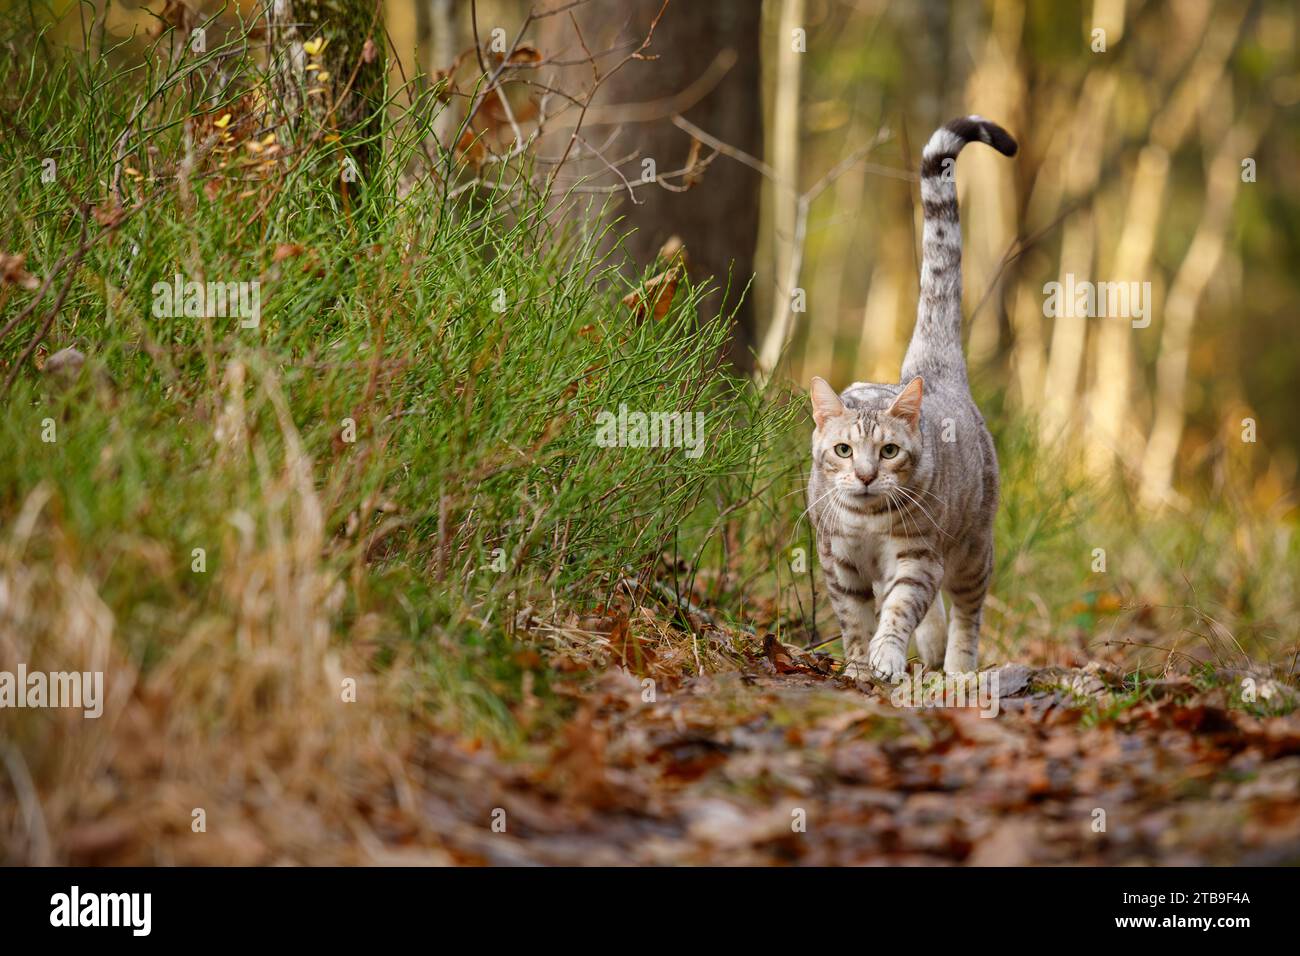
<box><xmin>389</xmin><ymin>606</ymin><xmax>1300</xmax><ymax>866</ymax></box>
<box><xmin>32</xmin><ymin>593</ymin><xmax>1300</xmax><ymax>866</ymax></box>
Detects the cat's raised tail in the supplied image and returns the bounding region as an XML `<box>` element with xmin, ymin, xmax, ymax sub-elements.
<box><xmin>901</xmin><ymin>116</ymin><xmax>1018</xmax><ymax>388</ymax></box>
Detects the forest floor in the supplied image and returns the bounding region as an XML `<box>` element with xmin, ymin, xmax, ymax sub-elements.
<box><xmin>382</xmin><ymin>613</ymin><xmax>1300</xmax><ymax>866</ymax></box>
<box><xmin>46</xmin><ymin>588</ymin><xmax>1300</xmax><ymax>867</ymax></box>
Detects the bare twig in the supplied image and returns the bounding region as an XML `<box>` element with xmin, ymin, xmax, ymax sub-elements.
<box><xmin>546</xmin><ymin>0</ymin><xmax>671</xmax><ymax>186</ymax></box>
<box><xmin>3</xmin><ymin>205</ymin><xmax>92</xmax><ymax>395</ymax></box>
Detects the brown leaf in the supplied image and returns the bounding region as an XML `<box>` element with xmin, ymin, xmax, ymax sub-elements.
<box><xmin>606</xmin><ymin>614</ymin><xmax>657</xmax><ymax>674</ymax></box>
<box><xmin>430</xmin><ymin>69</ymin><xmax>456</xmax><ymax>102</ymax></box>
<box><xmin>548</xmin><ymin>704</ymin><xmax>620</xmax><ymax>810</ymax></box>
<box><xmin>150</xmin><ymin>0</ymin><xmax>197</xmax><ymax>38</ymax></box>
<box><xmin>506</xmin><ymin>44</ymin><xmax>542</xmax><ymax>65</ymax></box>
<box><xmin>361</xmin><ymin>37</ymin><xmax>378</xmax><ymax>64</ymax></box>
<box><xmin>622</xmin><ymin>265</ymin><xmax>681</xmax><ymax>321</ymax></box>
<box><xmin>455</xmin><ymin>128</ymin><xmax>486</xmax><ymax>168</ymax></box>
<box><xmin>511</xmin><ymin>649</ymin><xmax>542</xmax><ymax>670</ymax></box>
<box><xmin>763</xmin><ymin>632</ymin><xmax>799</xmax><ymax>675</ymax></box>
<box><xmin>0</xmin><ymin>252</ymin><xmax>39</xmax><ymax>289</ymax></box>
<box><xmin>273</xmin><ymin>242</ymin><xmax>305</xmax><ymax>263</ymax></box>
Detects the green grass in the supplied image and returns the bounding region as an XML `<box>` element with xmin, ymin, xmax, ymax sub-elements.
<box><xmin>0</xmin><ymin>17</ymin><xmax>795</xmax><ymax>747</ymax></box>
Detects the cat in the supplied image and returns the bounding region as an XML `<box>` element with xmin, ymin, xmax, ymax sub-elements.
<box><xmin>807</xmin><ymin>116</ymin><xmax>1017</xmax><ymax>682</ymax></box>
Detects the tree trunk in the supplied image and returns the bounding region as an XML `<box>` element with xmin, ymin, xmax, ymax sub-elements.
<box><xmin>416</xmin><ymin>0</ymin><xmax>461</xmax><ymax>151</ymax></box>
<box><xmin>268</xmin><ymin>0</ymin><xmax>386</xmax><ymax>188</ymax></box>
<box><xmin>764</xmin><ymin>0</ymin><xmax>804</xmax><ymax>376</ymax></box>
<box><xmin>537</xmin><ymin>0</ymin><xmax>763</xmax><ymax>370</ymax></box>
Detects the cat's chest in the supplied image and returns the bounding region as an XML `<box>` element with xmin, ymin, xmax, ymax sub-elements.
<box><xmin>827</xmin><ymin>530</ymin><xmax>888</xmax><ymax>581</ymax></box>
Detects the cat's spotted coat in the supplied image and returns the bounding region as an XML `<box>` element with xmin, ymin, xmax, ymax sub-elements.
<box><xmin>808</xmin><ymin>116</ymin><xmax>1017</xmax><ymax>682</ymax></box>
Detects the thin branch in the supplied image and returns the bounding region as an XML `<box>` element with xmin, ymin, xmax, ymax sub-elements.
<box><xmin>3</xmin><ymin>206</ymin><xmax>92</xmax><ymax>395</ymax></box>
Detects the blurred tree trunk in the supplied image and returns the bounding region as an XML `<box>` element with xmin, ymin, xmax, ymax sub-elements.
<box><xmin>754</xmin><ymin>0</ymin><xmax>800</xmax><ymax>382</ymax></box>
<box><xmin>1139</xmin><ymin>120</ymin><xmax>1260</xmax><ymax>507</ymax></box>
<box><xmin>1039</xmin><ymin>71</ymin><xmax>1117</xmax><ymax>446</ymax></box>
<box><xmin>268</xmin><ymin>0</ymin><xmax>387</xmax><ymax>187</ymax></box>
<box><xmin>1086</xmin><ymin>4</ymin><xmax>1247</xmax><ymax>477</ymax></box>
<box><xmin>537</xmin><ymin>0</ymin><xmax>763</xmax><ymax>370</ymax></box>
<box><xmin>765</xmin><ymin>0</ymin><xmax>804</xmax><ymax>375</ymax></box>
<box><xmin>416</xmin><ymin>0</ymin><xmax>461</xmax><ymax>150</ymax></box>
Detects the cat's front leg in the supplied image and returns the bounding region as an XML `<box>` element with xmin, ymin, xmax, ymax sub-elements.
<box><xmin>823</xmin><ymin>559</ymin><xmax>876</xmax><ymax>682</ymax></box>
<box><xmin>868</xmin><ymin>557</ymin><xmax>942</xmax><ymax>682</ymax></box>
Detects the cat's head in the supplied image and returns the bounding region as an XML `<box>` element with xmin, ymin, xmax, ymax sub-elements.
<box><xmin>809</xmin><ymin>376</ymin><xmax>924</xmax><ymax>499</ymax></box>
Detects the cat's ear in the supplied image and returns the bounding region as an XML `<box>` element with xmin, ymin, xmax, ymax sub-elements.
<box><xmin>887</xmin><ymin>377</ymin><xmax>923</xmax><ymax>428</ymax></box>
<box><xmin>810</xmin><ymin>377</ymin><xmax>845</xmax><ymax>429</ymax></box>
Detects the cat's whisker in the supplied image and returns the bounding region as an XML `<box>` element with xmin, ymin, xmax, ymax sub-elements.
<box><xmin>777</xmin><ymin>484</ymin><xmax>814</xmax><ymax>502</ymax></box>
<box><xmin>896</xmin><ymin>484</ymin><xmax>947</xmax><ymax>532</ymax></box>
<box><xmin>887</xmin><ymin>488</ymin><xmax>925</xmax><ymax>542</ymax></box>
<box><xmin>797</xmin><ymin>485</ymin><xmax>841</xmax><ymax>537</ymax></box>
<box><xmin>908</xmin><ymin>485</ymin><xmax>948</xmax><ymax>507</ymax></box>
<box><xmin>819</xmin><ymin>487</ymin><xmax>846</xmax><ymax>539</ymax></box>
<box><xmin>803</xmin><ymin>490</ymin><xmax>832</xmax><ymax>539</ymax></box>
<box><xmin>893</xmin><ymin>484</ymin><xmax>954</xmax><ymax>542</ymax></box>
<box><xmin>796</xmin><ymin>485</ymin><xmax>835</xmax><ymax>524</ymax></box>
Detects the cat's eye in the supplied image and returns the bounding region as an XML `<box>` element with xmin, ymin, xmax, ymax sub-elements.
<box><xmin>880</xmin><ymin>443</ymin><xmax>900</xmax><ymax>460</ymax></box>
<box><xmin>833</xmin><ymin>443</ymin><xmax>853</xmax><ymax>458</ymax></box>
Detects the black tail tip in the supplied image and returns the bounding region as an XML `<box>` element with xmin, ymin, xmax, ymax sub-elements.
<box><xmin>951</xmin><ymin>115</ymin><xmax>1018</xmax><ymax>157</ymax></box>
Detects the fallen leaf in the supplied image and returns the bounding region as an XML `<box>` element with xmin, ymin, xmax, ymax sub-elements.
<box><xmin>0</xmin><ymin>252</ymin><xmax>39</xmax><ymax>289</ymax></box>
<box><xmin>622</xmin><ymin>265</ymin><xmax>681</xmax><ymax>321</ymax></box>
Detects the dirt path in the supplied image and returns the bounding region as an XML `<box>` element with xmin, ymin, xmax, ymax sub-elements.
<box><xmin>408</xmin><ymin>640</ymin><xmax>1300</xmax><ymax>865</ymax></box>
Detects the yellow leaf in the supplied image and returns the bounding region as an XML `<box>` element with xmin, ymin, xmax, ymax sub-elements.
<box><xmin>213</xmin><ymin>113</ymin><xmax>232</xmax><ymax>129</ymax></box>
<box><xmin>303</xmin><ymin>37</ymin><xmax>327</xmax><ymax>56</ymax></box>
<box><xmin>316</xmin><ymin>71</ymin><xmax>331</xmax><ymax>82</ymax></box>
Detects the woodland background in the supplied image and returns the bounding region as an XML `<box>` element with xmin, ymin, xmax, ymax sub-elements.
<box><xmin>1</xmin><ymin>0</ymin><xmax>1298</xmax><ymax>865</ymax></box>
<box><xmin>28</xmin><ymin>0</ymin><xmax>1300</xmax><ymax>503</ymax></box>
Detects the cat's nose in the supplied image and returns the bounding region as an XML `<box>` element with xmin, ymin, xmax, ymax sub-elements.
<box><xmin>858</xmin><ymin>472</ymin><xmax>875</xmax><ymax>487</ymax></box>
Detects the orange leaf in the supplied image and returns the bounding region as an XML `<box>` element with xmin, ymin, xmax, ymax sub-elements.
<box><xmin>622</xmin><ymin>265</ymin><xmax>681</xmax><ymax>321</ymax></box>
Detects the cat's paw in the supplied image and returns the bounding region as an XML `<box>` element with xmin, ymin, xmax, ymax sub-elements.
<box><xmin>943</xmin><ymin>649</ymin><xmax>978</xmax><ymax>675</ymax></box>
<box><xmin>868</xmin><ymin>643</ymin><xmax>908</xmax><ymax>683</ymax></box>
<box><xmin>915</xmin><ymin>627</ymin><xmax>946</xmax><ymax>670</ymax></box>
